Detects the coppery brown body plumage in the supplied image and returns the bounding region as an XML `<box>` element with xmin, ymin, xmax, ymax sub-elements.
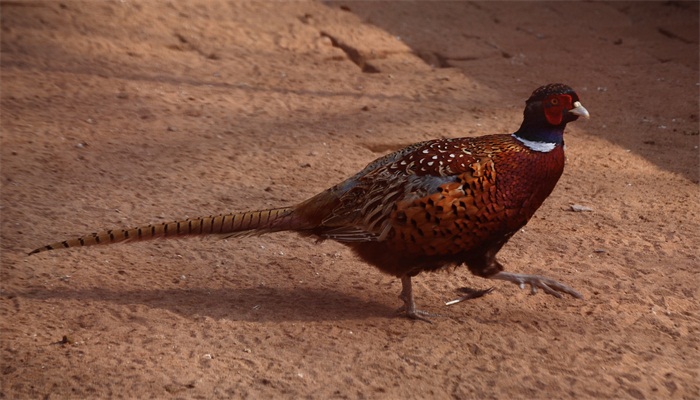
<box><xmin>30</xmin><ymin>83</ymin><xmax>590</xmax><ymax>321</ymax></box>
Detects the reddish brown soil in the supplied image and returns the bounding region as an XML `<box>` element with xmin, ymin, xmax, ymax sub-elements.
<box><xmin>1</xmin><ymin>1</ymin><xmax>698</xmax><ymax>398</ymax></box>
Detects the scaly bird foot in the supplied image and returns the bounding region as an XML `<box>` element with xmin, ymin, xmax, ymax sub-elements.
<box><xmin>395</xmin><ymin>305</ymin><xmax>439</xmax><ymax>323</ymax></box>
<box><xmin>490</xmin><ymin>271</ymin><xmax>583</xmax><ymax>299</ymax></box>
<box><xmin>397</xmin><ymin>275</ymin><xmax>438</xmax><ymax>323</ymax></box>
<box><xmin>445</xmin><ymin>286</ymin><xmax>494</xmax><ymax>306</ymax></box>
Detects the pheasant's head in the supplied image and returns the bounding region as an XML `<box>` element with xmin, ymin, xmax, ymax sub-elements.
<box><xmin>516</xmin><ymin>83</ymin><xmax>590</xmax><ymax>146</ymax></box>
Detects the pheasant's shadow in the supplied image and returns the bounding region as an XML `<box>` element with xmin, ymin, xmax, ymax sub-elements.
<box><xmin>16</xmin><ymin>285</ymin><xmax>397</xmax><ymax>322</ymax></box>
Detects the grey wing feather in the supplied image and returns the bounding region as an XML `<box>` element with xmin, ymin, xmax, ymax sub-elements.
<box><xmin>321</xmin><ymin>168</ymin><xmax>456</xmax><ymax>242</ymax></box>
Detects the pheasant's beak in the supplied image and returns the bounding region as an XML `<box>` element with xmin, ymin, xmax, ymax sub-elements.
<box><xmin>569</xmin><ymin>101</ymin><xmax>590</xmax><ymax>119</ymax></box>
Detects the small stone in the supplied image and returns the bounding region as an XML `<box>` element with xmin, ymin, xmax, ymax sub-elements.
<box><xmin>570</xmin><ymin>204</ymin><xmax>593</xmax><ymax>212</ymax></box>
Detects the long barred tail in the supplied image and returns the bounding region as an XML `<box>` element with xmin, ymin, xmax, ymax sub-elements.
<box><xmin>28</xmin><ymin>207</ymin><xmax>298</xmax><ymax>255</ymax></box>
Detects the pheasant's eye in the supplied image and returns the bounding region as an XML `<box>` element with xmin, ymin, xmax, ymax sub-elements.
<box><xmin>550</xmin><ymin>98</ymin><xmax>560</xmax><ymax>106</ymax></box>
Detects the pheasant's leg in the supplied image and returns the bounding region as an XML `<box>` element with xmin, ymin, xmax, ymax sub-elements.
<box><xmin>489</xmin><ymin>271</ymin><xmax>583</xmax><ymax>299</ymax></box>
<box><xmin>445</xmin><ymin>286</ymin><xmax>494</xmax><ymax>306</ymax></box>
<box><xmin>396</xmin><ymin>276</ymin><xmax>436</xmax><ymax>322</ymax></box>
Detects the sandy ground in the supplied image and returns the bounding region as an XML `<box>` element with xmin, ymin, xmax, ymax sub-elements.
<box><xmin>1</xmin><ymin>1</ymin><xmax>698</xmax><ymax>398</ymax></box>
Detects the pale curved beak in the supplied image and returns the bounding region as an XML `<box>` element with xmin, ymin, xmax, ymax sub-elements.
<box><xmin>569</xmin><ymin>101</ymin><xmax>590</xmax><ymax>119</ymax></box>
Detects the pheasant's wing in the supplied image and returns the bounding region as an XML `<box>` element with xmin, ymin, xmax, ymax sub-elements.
<box><xmin>317</xmin><ymin>138</ymin><xmax>498</xmax><ymax>243</ymax></box>
<box><xmin>320</xmin><ymin>172</ymin><xmax>455</xmax><ymax>238</ymax></box>
<box><xmin>390</xmin><ymin>158</ymin><xmax>507</xmax><ymax>256</ymax></box>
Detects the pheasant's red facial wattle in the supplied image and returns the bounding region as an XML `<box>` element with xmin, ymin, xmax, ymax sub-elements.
<box><xmin>543</xmin><ymin>94</ymin><xmax>573</xmax><ymax>125</ymax></box>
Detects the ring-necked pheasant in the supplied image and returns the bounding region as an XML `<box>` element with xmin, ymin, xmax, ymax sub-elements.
<box><xmin>30</xmin><ymin>83</ymin><xmax>589</xmax><ymax>321</ymax></box>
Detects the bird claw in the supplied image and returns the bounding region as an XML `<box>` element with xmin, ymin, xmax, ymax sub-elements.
<box><xmin>491</xmin><ymin>272</ymin><xmax>583</xmax><ymax>299</ymax></box>
<box><xmin>396</xmin><ymin>275</ymin><xmax>439</xmax><ymax>323</ymax></box>
<box><xmin>445</xmin><ymin>287</ymin><xmax>494</xmax><ymax>306</ymax></box>
<box><xmin>395</xmin><ymin>305</ymin><xmax>439</xmax><ymax>323</ymax></box>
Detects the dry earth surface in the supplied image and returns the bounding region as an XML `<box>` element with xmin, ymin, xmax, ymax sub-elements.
<box><xmin>1</xmin><ymin>1</ymin><xmax>699</xmax><ymax>398</ymax></box>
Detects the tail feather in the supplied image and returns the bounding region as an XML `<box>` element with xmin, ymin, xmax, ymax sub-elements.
<box><xmin>28</xmin><ymin>207</ymin><xmax>298</xmax><ymax>255</ymax></box>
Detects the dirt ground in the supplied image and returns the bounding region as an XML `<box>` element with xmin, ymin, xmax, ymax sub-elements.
<box><xmin>1</xmin><ymin>1</ymin><xmax>698</xmax><ymax>398</ymax></box>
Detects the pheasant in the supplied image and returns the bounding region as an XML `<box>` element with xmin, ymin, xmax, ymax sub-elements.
<box><xmin>30</xmin><ymin>83</ymin><xmax>589</xmax><ymax>321</ymax></box>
